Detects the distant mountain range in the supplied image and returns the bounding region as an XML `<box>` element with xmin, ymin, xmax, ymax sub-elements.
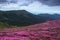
<box><xmin>0</xmin><ymin>10</ymin><xmax>60</xmax><ymax>27</ymax></box>
<box><xmin>38</xmin><ymin>14</ymin><xmax>60</xmax><ymax>20</ymax></box>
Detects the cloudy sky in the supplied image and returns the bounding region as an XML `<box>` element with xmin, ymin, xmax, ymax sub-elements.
<box><xmin>0</xmin><ymin>0</ymin><xmax>60</xmax><ymax>14</ymax></box>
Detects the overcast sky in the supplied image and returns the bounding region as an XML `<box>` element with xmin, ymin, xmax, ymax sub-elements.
<box><xmin>0</xmin><ymin>0</ymin><xmax>60</xmax><ymax>14</ymax></box>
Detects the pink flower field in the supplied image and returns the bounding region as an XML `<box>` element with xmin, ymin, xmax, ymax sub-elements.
<box><xmin>0</xmin><ymin>20</ymin><xmax>60</xmax><ymax>40</ymax></box>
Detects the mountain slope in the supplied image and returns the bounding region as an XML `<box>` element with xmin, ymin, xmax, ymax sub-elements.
<box><xmin>38</xmin><ymin>14</ymin><xmax>60</xmax><ymax>20</ymax></box>
<box><xmin>0</xmin><ymin>20</ymin><xmax>60</xmax><ymax>40</ymax></box>
<box><xmin>0</xmin><ymin>10</ymin><xmax>46</xmax><ymax>26</ymax></box>
<box><xmin>1</xmin><ymin>10</ymin><xmax>60</xmax><ymax>27</ymax></box>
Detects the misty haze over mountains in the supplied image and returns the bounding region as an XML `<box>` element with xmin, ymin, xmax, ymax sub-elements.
<box><xmin>38</xmin><ymin>14</ymin><xmax>60</xmax><ymax>20</ymax></box>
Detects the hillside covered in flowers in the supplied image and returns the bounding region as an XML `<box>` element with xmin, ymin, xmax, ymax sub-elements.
<box><xmin>0</xmin><ymin>20</ymin><xmax>60</xmax><ymax>40</ymax></box>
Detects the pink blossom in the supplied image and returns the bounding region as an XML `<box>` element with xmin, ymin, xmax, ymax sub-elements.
<box><xmin>19</xmin><ymin>37</ymin><xmax>30</xmax><ymax>40</ymax></box>
<box><xmin>50</xmin><ymin>38</ymin><xmax>55</xmax><ymax>40</ymax></box>
<box><xmin>49</xmin><ymin>32</ymin><xmax>57</xmax><ymax>35</ymax></box>
<box><xmin>57</xmin><ymin>36</ymin><xmax>60</xmax><ymax>39</ymax></box>
<box><xmin>14</xmin><ymin>31</ymin><xmax>29</xmax><ymax>35</ymax></box>
<box><xmin>42</xmin><ymin>34</ymin><xmax>51</xmax><ymax>37</ymax></box>
<box><xmin>41</xmin><ymin>28</ymin><xmax>49</xmax><ymax>31</ymax></box>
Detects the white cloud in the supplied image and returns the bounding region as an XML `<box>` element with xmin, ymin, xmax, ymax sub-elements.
<box><xmin>0</xmin><ymin>1</ymin><xmax>60</xmax><ymax>14</ymax></box>
<box><xmin>0</xmin><ymin>0</ymin><xmax>34</xmax><ymax>10</ymax></box>
<box><xmin>0</xmin><ymin>3</ymin><xmax>20</xmax><ymax>10</ymax></box>
<box><xmin>22</xmin><ymin>1</ymin><xmax>60</xmax><ymax>14</ymax></box>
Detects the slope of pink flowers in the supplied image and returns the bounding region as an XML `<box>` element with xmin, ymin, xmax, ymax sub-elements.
<box><xmin>0</xmin><ymin>20</ymin><xmax>60</xmax><ymax>40</ymax></box>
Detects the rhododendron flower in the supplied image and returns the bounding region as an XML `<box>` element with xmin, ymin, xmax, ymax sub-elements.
<box><xmin>42</xmin><ymin>34</ymin><xmax>51</xmax><ymax>37</ymax></box>
<box><xmin>49</xmin><ymin>32</ymin><xmax>57</xmax><ymax>35</ymax></box>
<box><xmin>57</xmin><ymin>36</ymin><xmax>60</xmax><ymax>39</ymax></box>
<box><xmin>50</xmin><ymin>38</ymin><xmax>55</xmax><ymax>40</ymax></box>
<box><xmin>19</xmin><ymin>37</ymin><xmax>30</xmax><ymax>40</ymax></box>
<box><xmin>14</xmin><ymin>31</ymin><xmax>29</xmax><ymax>35</ymax></box>
<box><xmin>41</xmin><ymin>28</ymin><xmax>49</xmax><ymax>31</ymax></box>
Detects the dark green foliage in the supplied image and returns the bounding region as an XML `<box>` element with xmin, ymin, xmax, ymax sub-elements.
<box><xmin>0</xmin><ymin>10</ymin><xmax>46</xmax><ymax>27</ymax></box>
